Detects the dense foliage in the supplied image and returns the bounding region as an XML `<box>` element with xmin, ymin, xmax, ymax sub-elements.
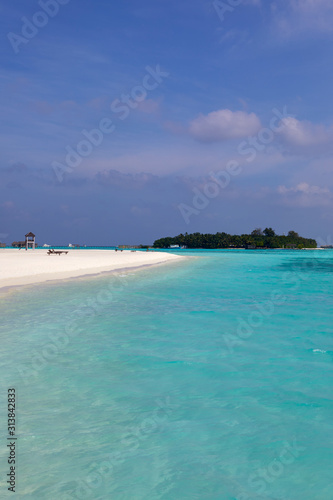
<box><xmin>153</xmin><ymin>229</ymin><xmax>317</xmax><ymax>249</ymax></box>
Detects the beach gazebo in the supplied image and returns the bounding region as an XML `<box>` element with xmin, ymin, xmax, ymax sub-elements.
<box><xmin>25</xmin><ymin>232</ymin><xmax>36</xmax><ymax>250</ymax></box>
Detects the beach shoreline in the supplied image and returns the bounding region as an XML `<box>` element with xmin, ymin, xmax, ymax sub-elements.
<box><xmin>0</xmin><ymin>249</ymin><xmax>183</xmax><ymax>292</ymax></box>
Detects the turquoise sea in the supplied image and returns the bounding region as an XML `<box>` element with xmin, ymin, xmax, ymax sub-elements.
<box><xmin>0</xmin><ymin>250</ymin><xmax>332</xmax><ymax>499</ymax></box>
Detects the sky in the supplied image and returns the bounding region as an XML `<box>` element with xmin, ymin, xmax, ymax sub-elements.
<box><xmin>1</xmin><ymin>0</ymin><xmax>333</xmax><ymax>246</ymax></box>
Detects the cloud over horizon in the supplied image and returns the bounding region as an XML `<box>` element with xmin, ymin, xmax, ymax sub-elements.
<box><xmin>188</xmin><ymin>109</ymin><xmax>261</xmax><ymax>143</ymax></box>
<box><xmin>277</xmin><ymin>182</ymin><xmax>331</xmax><ymax>208</ymax></box>
<box><xmin>273</xmin><ymin>0</ymin><xmax>333</xmax><ymax>39</ymax></box>
<box><xmin>278</xmin><ymin>117</ymin><xmax>333</xmax><ymax>151</ymax></box>
<box><xmin>2</xmin><ymin>0</ymin><xmax>333</xmax><ymax>242</ymax></box>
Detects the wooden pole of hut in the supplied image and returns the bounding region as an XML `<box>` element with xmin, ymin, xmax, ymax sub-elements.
<box><xmin>25</xmin><ymin>232</ymin><xmax>36</xmax><ymax>251</ymax></box>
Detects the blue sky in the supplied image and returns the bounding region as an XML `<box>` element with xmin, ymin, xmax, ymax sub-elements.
<box><xmin>1</xmin><ymin>0</ymin><xmax>333</xmax><ymax>245</ymax></box>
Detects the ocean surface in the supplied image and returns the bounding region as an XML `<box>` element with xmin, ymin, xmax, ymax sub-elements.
<box><xmin>0</xmin><ymin>249</ymin><xmax>332</xmax><ymax>499</ymax></box>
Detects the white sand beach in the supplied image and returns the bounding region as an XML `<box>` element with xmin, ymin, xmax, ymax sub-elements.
<box><xmin>0</xmin><ymin>249</ymin><xmax>182</xmax><ymax>290</ymax></box>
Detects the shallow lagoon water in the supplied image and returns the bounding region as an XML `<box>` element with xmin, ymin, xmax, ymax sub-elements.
<box><xmin>0</xmin><ymin>250</ymin><xmax>332</xmax><ymax>499</ymax></box>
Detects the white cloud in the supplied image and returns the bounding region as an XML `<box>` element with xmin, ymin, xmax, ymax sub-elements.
<box><xmin>1</xmin><ymin>201</ymin><xmax>15</xmax><ymax>210</ymax></box>
<box><xmin>277</xmin><ymin>182</ymin><xmax>331</xmax><ymax>207</ymax></box>
<box><xmin>274</xmin><ymin>0</ymin><xmax>333</xmax><ymax>39</ymax></box>
<box><xmin>291</xmin><ymin>0</ymin><xmax>333</xmax><ymax>13</ymax></box>
<box><xmin>137</xmin><ymin>99</ymin><xmax>160</xmax><ymax>114</ymax></box>
<box><xmin>278</xmin><ymin>117</ymin><xmax>333</xmax><ymax>148</ymax></box>
<box><xmin>189</xmin><ymin>109</ymin><xmax>261</xmax><ymax>143</ymax></box>
<box><xmin>278</xmin><ymin>183</ymin><xmax>329</xmax><ymax>195</ymax></box>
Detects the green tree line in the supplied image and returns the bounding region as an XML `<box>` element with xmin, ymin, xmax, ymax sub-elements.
<box><xmin>153</xmin><ymin>229</ymin><xmax>317</xmax><ymax>249</ymax></box>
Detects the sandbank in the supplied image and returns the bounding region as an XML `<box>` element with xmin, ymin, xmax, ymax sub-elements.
<box><xmin>0</xmin><ymin>249</ymin><xmax>183</xmax><ymax>290</ymax></box>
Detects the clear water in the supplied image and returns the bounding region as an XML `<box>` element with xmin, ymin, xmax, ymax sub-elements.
<box><xmin>0</xmin><ymin>250</ymin><xmax>332</xmax><ymax>499</ymax></box>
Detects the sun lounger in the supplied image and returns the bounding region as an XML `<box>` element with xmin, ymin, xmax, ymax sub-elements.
<box><xmin>47</xmin><ymin>249</ymin><xmax>68</xmax><ymax>255</ymax></box>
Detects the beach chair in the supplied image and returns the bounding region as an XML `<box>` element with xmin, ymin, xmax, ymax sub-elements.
<box><xmin>47</xmin><ymin>249</ymin><xmax>68</xmax><ymax>256</ymax></box>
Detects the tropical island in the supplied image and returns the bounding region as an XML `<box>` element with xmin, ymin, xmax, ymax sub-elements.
<box><xmin>153</xmin><ymin>228</ymin><xmax>317</xmax><ymax>249</ymax></box>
